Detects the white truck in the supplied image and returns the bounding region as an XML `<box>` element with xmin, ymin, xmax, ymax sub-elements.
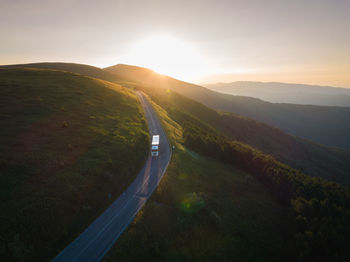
<box><xmin>151</xmin><ymin>135</ymin><xmax>160</xmax><ymax>157</ymax></box>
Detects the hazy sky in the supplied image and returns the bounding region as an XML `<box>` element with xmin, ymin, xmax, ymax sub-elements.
<box><xmin>1</xmin><ymin>0</ymin><xmax>350</xmax><ymax>87</ymax></box>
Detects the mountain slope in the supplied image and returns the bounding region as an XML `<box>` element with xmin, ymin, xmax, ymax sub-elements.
<box><xmin>104</xmin><ymin>101</ymin><xmax>292</xmax><ymax>262</ymax></box>
<box><xmin>105</xmin><ymin>144</ymin><xmax>292</xmax><ymax>262</ymax></box>
<box><xmin>136</xmin><ymin>85</ymin><xmax>350</xmax><ymax>186</ymax></box>
<box><xmin>0</xmin><ymin>68</ymin><xmax>149</xmax><ymax>261</ymax></box>
<box><xmin>104</xmin><ymin>90</ymin><xmax>350</xmax><ymax>262</ymax></box>
<box><xmin>0</xmin><ymin>62</ymin><xmax>119</xmax><ymax>83</ymax></box>
<box><xmin>2</xmin><ymin>64</ymin><xmax>350</xmax><ymax>261</ymax></box>
<box><xmin>105</xmin><ymin>64</ymin><xmax>350</xmax><ymax>150</ymax></box>
<box><xmin>205</xmin><ymin>81</ymin><xmax>350</xmax><ymax>107</ymax></box>
<box><xmin>6</xmin><ymin>63</ymin><xmax>349</xmax><ymax>184</ymax></box>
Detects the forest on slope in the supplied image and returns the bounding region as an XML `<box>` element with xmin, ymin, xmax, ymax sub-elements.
<box><xmin>105</xmin><ymin>87</ymin><xmax>350</xmax><ymax>262</ymax></box>
<box><xmin>135</xmin><ymin>85</ymin><xmax>350</xmax><ymax>187</ymax></box>
<box><xmin>2</xmin><ymin>64</ymin><xmax>350</xmax><ymax>261</ymax></box>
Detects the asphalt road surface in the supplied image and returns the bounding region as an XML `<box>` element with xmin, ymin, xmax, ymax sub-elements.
<box><xmin>51</xmin><ymin>91</ymin><xmax>171</xmax><ymax>262</ymax></box>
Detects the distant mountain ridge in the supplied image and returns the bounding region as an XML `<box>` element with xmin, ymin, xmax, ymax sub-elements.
<box><xmin>204</xmin><ymin>81</ymin><xmax>350</xmax><ymax>107</ymax></box>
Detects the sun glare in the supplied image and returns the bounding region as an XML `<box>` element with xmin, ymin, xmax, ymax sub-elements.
<box><xmin>120</xmin><ymin>35</ymin><xmax>211</xmax><ymax>82</ymax></box>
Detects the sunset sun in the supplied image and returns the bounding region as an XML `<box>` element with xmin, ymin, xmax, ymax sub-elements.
<box><xmin>121</xmin><ymin>35</ymin><xmax>210</xmax><ymax>81</ymax></box>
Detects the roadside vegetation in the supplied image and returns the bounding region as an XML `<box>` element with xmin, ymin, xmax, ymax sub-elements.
<box><xmin>104</xmin><ymin>96</ymin><xmax>292</xmax><ymax>262</ymax></box>
<box><xmin>10</xmin><ymin>63</ymin><xmax>350</xmax><ymax>185</ymax></box>
<box><xmin>128</xmin><ymin>86</ymin><xmax>350</xmax><ymax>261</ymax></box>
<box><xmin>3</xmin><ymin>64</ymin><xmax>350</xmax><ymax>261</ymax></box>
<box><xmin>138</xmin><ymin>86</ymin><xmax>350</xmax><ymax>186</ymax></box>
<box><xmin>0</xmin><ymin>68</ymin><xmax>149</xmax><ymax>261</ymax></box>
<box><xmin>106</xmin><ymin>64</ymin><xmax>350</xmax><ymax>150</ymax></box>
<box><xmin>182</xmin><ymin>120</ymin><xmax>350</xmax><ymax>261</ymax></box>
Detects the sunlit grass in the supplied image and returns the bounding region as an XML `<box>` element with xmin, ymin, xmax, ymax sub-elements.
<box><xmin>104</xmin><ymin>94</ymin><xmax>291</xmax><ymax>262</ymax></box>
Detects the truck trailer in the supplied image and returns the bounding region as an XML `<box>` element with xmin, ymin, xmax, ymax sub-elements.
<box><xmin>151</xmin><ymin>135</ymin><xmax>160</xmax><ymax>157</ymax></box>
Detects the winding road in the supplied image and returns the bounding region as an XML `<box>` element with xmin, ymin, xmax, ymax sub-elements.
<box><xmin>51</xmin><ymin>91</ymin><xmax>171</xmax><ymax>262</ymax></box>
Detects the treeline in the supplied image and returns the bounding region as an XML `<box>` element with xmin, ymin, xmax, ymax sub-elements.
<box><xmin>182</xmin><ymin>120</ymin><xmax>350</xmax><ymax>261</ymax></box>
<box><xmin>140</xmin><ymin>86</ymin><xmax>350</xmax><ymax>187</ymax></box>
<box><xmin>138</xmin><ymin>86</ymin><xmax>350</xmax><ymax>260</ymax></box>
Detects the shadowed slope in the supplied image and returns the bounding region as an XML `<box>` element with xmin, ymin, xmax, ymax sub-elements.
<box><xmin>0</xmin><ymin>68</ymin><xmax>148</xmax><ymax>261</ymax></box>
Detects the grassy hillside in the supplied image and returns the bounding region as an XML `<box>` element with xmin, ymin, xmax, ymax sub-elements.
<box><xmin>105</xmin><ymin>64</ymin><xmax>350</xmax><ymax>150</ymax></box>
<box><xmin>13</xmin><ymin>63</ymin><xmax>350</xmax><ymax>184</ymax></box>
<box><xmin>10</xmin><ymin>63</ymin><xmax>350</xmax><ymax>149</ymax></box>
<box><xmin>134</xmin><ymin>85</ymin><xmax>350</xmax><ymax>187</ymax></box>
<box><xmin>0</xmin><ymin>62</ymin><xmax>119</xmax><ymax>83</ymax></box>
<box><xmin>180</xmin><ymin>111</ymin><xmax>350</xmax><ymax>261</ymax></box>
<box><xmin>104</xmin><ymin>97</ymin><xmax>292</xmax><ymax>262</ymax></box>
<box><xmin>3</xmin><ymin>64</ymin><xmax>349</xmax><ymax>261</ymax></box>
<box><xmin>0</xmin><ymin>68</ymin><xmax>149</xmax><ymax>261</ymax></box>
<box><xmin>105</xmin><ymin>91</ymin><xmax>350</xmax><ymax>261</ymax></box>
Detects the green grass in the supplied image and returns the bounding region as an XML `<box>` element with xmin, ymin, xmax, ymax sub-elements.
<box><xmin>0</xmin><ymin>62</ymin><xmax>119</xmax><ymax>83</ymax></box>
<box><xmin>0</xmin><ymin>68</ymin><xmax>149</xmax><ymax>261</ymax></box>
<box><xmin>103</xmin><ymin>96</ymin><xmax>292</xmax><ymax>262</ymax></box>
<box><xmin>181</xmin><ymin>113</ymin><xmax>350</xmax><ymax>261</ymax></box>
<box><xmin>146</xmin><ymin>93</ymin><xmax>183</xmax><ymax>147</ymax></box>
<box><xmin>104</xmin><ymin>87</ymin><xmax>350</xmax><ymax>261</ymax></box>
<box><xmin>4</xmin><ymin>64</ymin><xmax>349</xmax><ymax>261</ymax></box>
<box><xmin>137</xmin><ymin>86</ymin><xmax>350</xmax><ymax>186</ymax></box>
<box><xmin>10</xmin><ymin>63</ymin><xmax>350</xmax><ymax>185</ymax></box>
<box><xmin>104</xmin><ymin>64</ymin><xmax>350</xmax><ymax>150</ymax></box>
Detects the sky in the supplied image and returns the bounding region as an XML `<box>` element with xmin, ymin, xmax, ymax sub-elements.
<box><xmin>1</xmin><ymin>0</ymin><xmax>350</xmax><ymax>87</ymax></box>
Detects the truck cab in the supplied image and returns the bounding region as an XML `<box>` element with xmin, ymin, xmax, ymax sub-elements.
<box><xmin>151</xmin><ymin>135</ymin><xmax>160</xmax><ymax>157</ymax></box>
<box><xmin>151</xmin><ymin>145</ymin><xmax>159</xmax><ymax>156</ymax></box>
